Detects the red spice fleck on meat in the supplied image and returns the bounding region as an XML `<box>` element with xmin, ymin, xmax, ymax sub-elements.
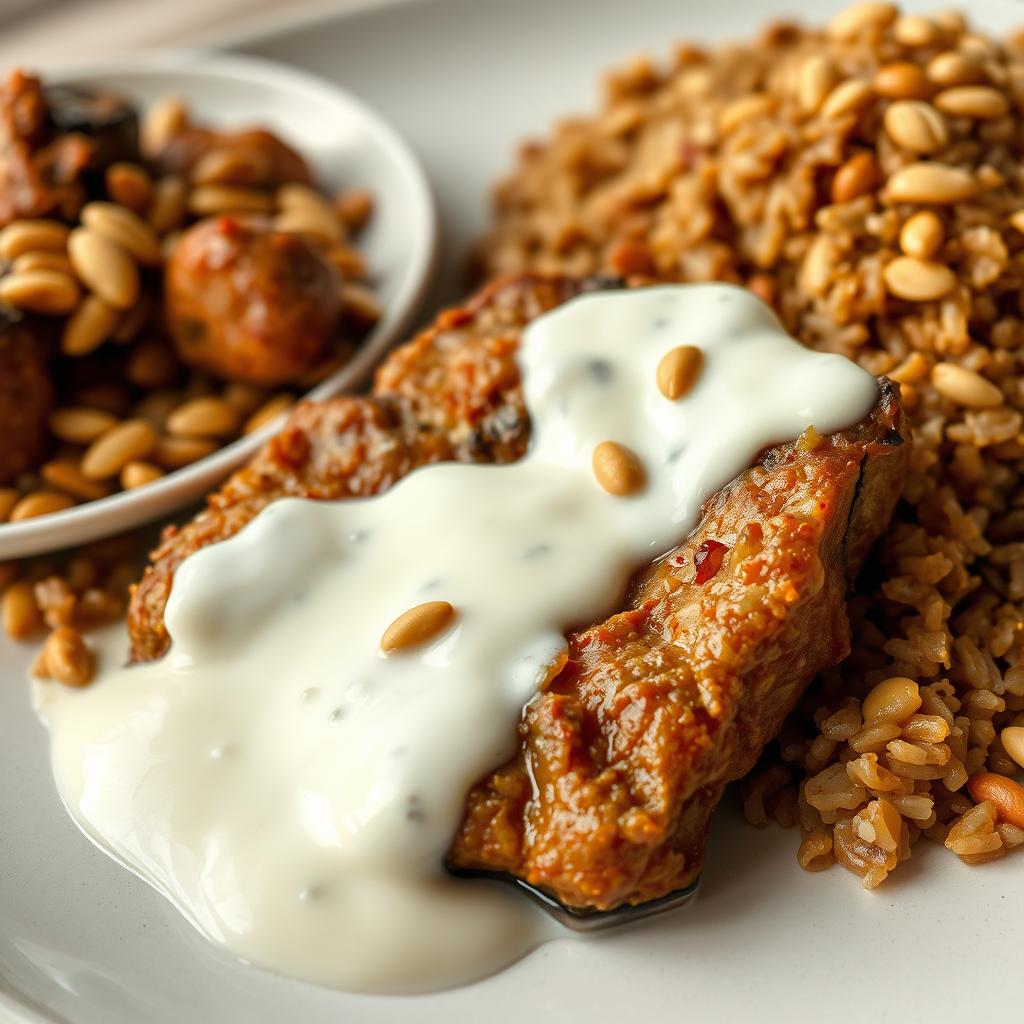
<box><xmin>693</xmin><ymin>539</ymin><xmax>727</xmax><ymax>584</ymax></box>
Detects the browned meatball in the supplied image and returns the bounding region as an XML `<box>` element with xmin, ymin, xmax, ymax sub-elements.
<box><xmin>164</xmin><ymin>216</ymin><xmax>341</xmax><ymax>385</ymax></box>
<box><xmin>0</xmin><ymin>322</ymin><xmax>52</xmax><ymax>484</ymax></box>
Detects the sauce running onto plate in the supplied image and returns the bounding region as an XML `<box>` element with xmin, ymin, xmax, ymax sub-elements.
<box><xmin>36</xmin><ymin>285</ymin><xmax>877</xmax><ymax>993</ymax></box>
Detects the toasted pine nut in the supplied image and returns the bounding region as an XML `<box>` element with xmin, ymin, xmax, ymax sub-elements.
<box><xmin>106</xmin><ymin>162</ymin><xmax>154</xmax><ymax>214</ymax></box>
<box><xmin>380</xmin><ymin>600</ymin><xmax>455</xmax><ymax>653</ymax></box>
<box><xmin>874</xmin><ymin>62</ymin><xmax>932</xmax><ymax>99</ymax></box>
<box><xmin>0</xmin><ymin>219</ymin><xmax>69</xmax><ymax>259</ymax></box>
<box><xmin>968</xmin><ymin>772</ymin><xmax>1024</xmax><ymax>829</ymax></box>
<box><xmin>120</xmin><ymin>460</ymin><xmax>164</xmax><ymax>490</ymax></box>
<box><xmin>893</xmin><ymin>14</ymin><xmax>940</xmax><ymax>48</ymax></box>
<box><xmin>797</xmin><ymin>55</ymin><xmax>838</xmax><ymax>114</ymax></box>
<box><xmin>927</xmin><ymin>51</ymin><xmax>986</xmax><ymax>86</ymax></box>
<box><xmin>883</xmin><ymin>256</ymin><xmax>956</xmax><ymax>301</ymax></box>
<box><xmin>8</xmin><ymin>491</ymin><xmax>75</xmax><ymax>521</ymax></box>
<box><xmin>191</xmin><ymin>146</ymin><xmax>272</xmax><ymax>187</ymax></box>
<box><xmin>149</xmin><ymin>175</ymin><xmax>188</xmax><ymax>234</ymax></box>
<box><xmin>141</xmin><ymin>96</ymin><xmax>187</xmax><ymax>158</ymax></box>
<box><xmin>885</xmin><ymin>162</ymin><xmax>976</xmax><ymax>203</ymax></box>
<box><xmin>2</xmin><ymin>580</ymin><xmax>42</xmax><ymax>639</ymax></box>
<box><xmin>656</xmin><ymin>345</ymin><xmax>703</xmax><ymax>400</ymax></box>
<box><xmin>887</xmin><ymin>351</ymin><xmax>930</xmax><ymax>385</ymax></box>
<box><xmin>62</xmin><ymin>294</ymin><xmax>120</xmax><ymax>356</ymax></box>
<box><xmin>828</xmin><ymin>2</ymin><xmax>896</xmax><ymax>39</ymax></box>
<box><xmin>718</xmin><ymin>93</ymin><xmax>777</xmax><ymax>134</ymax></box>
<box><xmin>831</xmin><ymin>151</ymin><xmax>879</xmax><ymax>204</ymax></box>
<box><xmin>592</xmin><ymin>441</ymin><xmax>645</xmax><ymax>496</ymax></box>
<box><xmin>81</xmin><ymin>202</ymin><xmax>162</xmax><ymax>266</ymax></box>
<box><xmin>340</xmin><ymin>282</ymin><xmax>381</xmax><ymax>324</ymax></box>
<box><xmin>899</xmin><ymin>210</ymin><xmax>944</xmax><ymax>259</ymax></box>
<box><xmin>12</xmin><ymin>251</ymin><xmax>74</xmax><ymax>275</ymax></box>
<box><xmin>0</xmin><ymin>269</ymin><xmax>80</xmax><ymax>315</ymax></box>
<box><xmin>68</xmin><ymin>227</ymin><xmax>139</xmax><ymax>310</ymax></box>
<box><xmin>187</xmin><ymin>185</ymin><xmax>274</xmax><ymax>216</ymax></box>
<box><xmin>1001</xmin><ymin>727</ymin><xmax>1024</xmax><ymax>770</ymax></box>
<box><xmin>934</xmin><ymin>85</ymin><xmax>1008</xmax><ymax>119</ymax></box>
<box><xmin>41</xmin><ymin>626</ymin><xmax>94</xmax><ymax>687</ymax></box>
<box><xmin>81</xmin><ymin>419</ymin><xmax>158</xmax><ymax>480</ymax></box>
<box><xmin>150</xmin><ymin>436</ymin><xmax>218</xmax><ymax>469</ymax></box>
<box><xmin>334</xmin><ymin>188</ymin><xmax>374</xmax><ymax>230</ymax></box>
<box><xmin>0</xmin><ymin>489</ymin><xmax>19</xmax><ymax>522</ymax></box>
<box><xmin>244</xmin><ymin>394</ymin><xmax>293</xmax><ymax>434</ymax></box>
<box><xmin>863</xmin><ymin>676</ymin><xmax>921</xmax><ymax>723</ymax></box>
<box><xmin>166</xmin><ymin>396</ymin><xmax>240</xmax><ymax>439</ymax></box>
<box><xmin>820</xmin><ymin>78</ymin><xmax>874</xmax><ymax>120</ymax></box>
<box><xmin>41</xmin><ymin>461</ymin><xmax>111</xmax><ymax>501</ymax></box>
<box><xmin>325</xmin><ymin>245</ymin><xmax>365</xmax><ymax>279</ymax></box>
<box><xmin>274</xmin><ymin>207</ymin><xmax>343</xmax><ymax>244</ymax></box>
<box><xmin>883</xmin><ymin>103</ymin><xmax>949</xmax><ymax>154</ymax></box>
<box><xmin>932</xmin><ymin>362</ymin><xmax>1004</xmax><ymax>408</ymax></box>
<box><xmin>48</xmin><ymin>407</ymin><xmax>119</xmax><ymax>445</ymax></box>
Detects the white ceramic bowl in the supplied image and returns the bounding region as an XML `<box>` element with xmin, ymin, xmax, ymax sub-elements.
<box><xmin>0</xmin><ymin>50</ymin><xmax>436</xmax><ymax>560</ymax></box>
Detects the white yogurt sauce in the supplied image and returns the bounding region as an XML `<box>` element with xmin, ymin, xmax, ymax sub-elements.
<box><xmin>36</xmin><ymin>285</ymin><xmax>878</xmax><ymax>993</ymax></box>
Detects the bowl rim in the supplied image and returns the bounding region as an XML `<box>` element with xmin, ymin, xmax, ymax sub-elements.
<box><xmin>0</xmin><ymin>48</ymin><xmax>438</xmax><ymax>559</ymax></box>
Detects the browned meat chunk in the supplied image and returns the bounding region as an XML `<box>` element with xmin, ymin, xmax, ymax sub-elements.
<box><xmin>127</xmin><ymin>274</ymin><xmax>909</xmax><ymax>909</ymax></box>
<box><xmin>164</xmin><ymin>216</ymin><xmax>341</xmax><ymax>385</ymax></box>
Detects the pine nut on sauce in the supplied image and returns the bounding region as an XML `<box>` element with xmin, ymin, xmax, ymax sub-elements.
<box><xmin>592</xmin><ymin>441</ymin><xmax>645</xmax><ymax>496</ymax></box>
<box><xmin>40</xmin><ymin>626</ymin><xmax>94</xmax><ymax>687</ymax></box>
<box><xmin>380</xmin><ymin>601</ymin><xmax>456</xmax><ymax>653</ymax></box>
<box><xmin>656</xmin><ymin>345</ymin><xmax>703</xmax><ymax>400</ymax></box>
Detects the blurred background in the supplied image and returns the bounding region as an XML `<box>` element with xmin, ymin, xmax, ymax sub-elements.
<box><xmin>0</xmin><ymin>0</ymin><xmax>367</xmax><ymax>66</ymax></box>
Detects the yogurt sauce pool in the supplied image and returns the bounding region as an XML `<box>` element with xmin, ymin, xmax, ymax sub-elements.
<box><xmin>36</xmin><ymin>284</ymin><xmax>878</xmax><ymax>993</ymax></box>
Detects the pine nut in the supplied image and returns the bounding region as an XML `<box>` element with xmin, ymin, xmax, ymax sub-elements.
<box><xmin>141</xmin><ymin>96</ymin><xmax>187</xmax><ymax>158</ymax></box>
<box><xmin>934</xmin><ymin>85</ymin><xmax>1008</xmax><ymax>119</ymax></box>
<box><xmin>718</xmin><ymin>93</ymin><xmax>777</xmax><ymax>134</ymax></box>
<box><xmin>592</xmin><ymin>441</ymin><xmax>645</xmax><ymax>496</ymax></box>
<box><xmin>0</xmin><ymin>269</ymin><xmax>80</xmax><ymax>315</ymax></box>
<box><xmin>893</xmin><ymin>14</ymin><xmax>939</xmax><ymax>47</ymax></box>
<box><xmin>41</xmin><ymin>460</ymin><xmax>111</xmax><ymax>501</ymax></box>
<box><xmin>62</xmin><ymin>294</ymin><xmax>120</xmax><ymax>356</ymax></box>
<box><xmin>81</xmin><ymin>202</ymin><xmax>162</xmax><ymax>266</ymax></box>
<box><xmin>885</xmin><ymin>162</ymin><xmax>976</xmax><ymax>203</ymax></box>
<box><xmin>187</xmin><ymin>185</ymin><xmax>274</xmax><ymax>217</ymax></box>
<box><xmin>0</xmin><ymin>219</ymin><xmax>69</xmax><ymax>259</ymax></box>
<box><xmin>831</xmin><ymin>151</ymin><xmax>879</xmax><ymax>204</ymax></box>
<box><xmin>243</xmin><ymin>394</ymin><xmax>293</xmax><ymax>434</ymax></box>
<box><xmin>1001</xmin><ymin>727</ymin><xmax>1024</xmax><ymax>770</ymax></box>
<box><xmin>967</xmin><ymin>772</ymin><xmax>1024</xmax><ymax>828</ymax></box>
<box><xmin>874</xmin><ymin>62</ymin><xmax>933</xmax><ymax>99</ymax></box>
<box><xmin>191</xmin><ymin>146</ymin><xmax>272</xmax><ymax>187</ymax></box>
<box><xmin>340</xmin><ymin>282</ymin><xmax>381</xmax><ymax>324</ymax></box>
<box><xmin>883</xmin><ymin>256</ymin><xmax>956</xmax><ymax>301</ymax></box>
<box><xmin>883</xmin><ymin>103</ymin><xmax>949</xmax><ymax>154</ymax></box>
<box><xmin>380</xmin><ymin>600</ymin><xmax>455</xmax><ymax>653</ymax></box>
<box><xmin>798</xmin><ymin>56</ymin><xmax>837</xmax><ymax>114</ymax></box>
<box><xmin>120</xmin><ymin>460</ymin><xmax>164</xmax><ymax>490</ymax></box>
<box><xmin>932</xmin><ymin>362</ymin><xmax>1004</xmax><ymax>408</ymax></box>
<box><xmin>899</xmin><ymin>210</ymin><xmax>944</xmax><ymax>259</ymax></box>
<box><xmin>820</xmin><ymin>78</ymin><xmax>874</xmax><ymax>120</ymax></box>
<box><xmin>1010</xmin><ymin>210</ymin><xmax>1024</xmax><ymax>235</ymax></box>
<box><xmin>49</xmin><ymin>406</ymin><xmax>119</xmax><ymax>445</ymax></box>
<box><xmin>149</xmin><ymin>176</ymin><xmax>188</xmax><ymax>234</ymax></box>
<box><xmin>274</xmin><ymin>207</ymin><xmax>343</xmax><ymax>245</ymax></box>
<box><xmin>2</xmin><ymin>580</ymin><xmax>42</xmax><ymax>639</ymax></box>
<box><xmin>863</xmin><ymin>676</ymin><xmax>921</xmax><ymax>723</ymax></box>
<box><xmin>0</xmin><ymin>489</ymin><xmax>19</xmax><ymax>522</ymax></box>
<box><xmin>166</xmin><ymin>396</ymin><xmax>240</xmax><ymax>439</ymax></box>
<box><xmin>927</xmin><ymin>51</ymin><xmax>986</xmax><ymax>86</ymax></box>
<box><xmin>887</xmin><ymin>351</ymin><xmax>930</xmax><ymax>385</ymax></box>
<box><xmin>828</xmin><ymin>2</ymin><xmax>897</xmax><ymax>39</ymax></box>
<box><xmin>68</xmin><ymin>227</ymin><xmax>139</xmax><ymax>310</ymax></box>
<box><xmin>106</xmin><ymin>162</ymin><xmax>154</xmax><ymax>214</ymax></box>
<box><xmin>41</xmin><ymin>626</ymin><xmax>94</xmax><ymax>687</ymax></box>
<box><xmin>334</xmin><ymin>189</ymin><xmax>374</xmax><ymax>231</ymax></box>
<box><xmin>656</xmin><ymin>345</ymin><xmax>703</xmax><ymax>400</ymax></box>
<box><xmin>81</xmin><ymin>419</ymin><xmax>158</xmax><ymax>479</ymax></box>
<box><xmin>150</xmin><ymin>436</ymin><xmax>218</xmax><ymax>469</ymax></box>
<box><xmin>12</xmin><ymin>251</ymin><xmax>73</xmax><ymax>275</ymax></box>
<box><xmin>9</xmin><ymin>491</ymin><xmax>75</xmax><ymax>522</ymax></box>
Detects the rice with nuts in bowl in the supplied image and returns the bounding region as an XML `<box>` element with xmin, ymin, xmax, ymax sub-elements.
<box><xmin>480</xmin><ymin>2</ymin><xmax>1024</xmax><ymax>886</ymax></box>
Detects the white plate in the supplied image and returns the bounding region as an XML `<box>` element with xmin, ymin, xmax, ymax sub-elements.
<box><xmin>0</xmin><ymin>49</ymin><xmax>436</xmax><ymax>560</ymax></box>
<box><xmin>2</xmin><ymin>1</ymin><xmax>1023</xmax><ymax>1022</ymax></box>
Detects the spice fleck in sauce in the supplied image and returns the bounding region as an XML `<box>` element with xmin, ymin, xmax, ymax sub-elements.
<box><xmin>36</xmin><ymin>285</ymin><xmax>878</xmax><ymax>993</ymax></box>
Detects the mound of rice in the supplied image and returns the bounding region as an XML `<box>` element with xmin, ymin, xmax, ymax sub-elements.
<box><xmin>480</xmin><ymin>2</ymin><xmax>1024</xmax><ymax>886</ymax></box>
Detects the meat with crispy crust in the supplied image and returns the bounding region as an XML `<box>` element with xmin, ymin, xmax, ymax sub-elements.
<box><xmin>127</xmin><ymin>274</ymin><xmax>909</xmax><ymax>909</ymax></box>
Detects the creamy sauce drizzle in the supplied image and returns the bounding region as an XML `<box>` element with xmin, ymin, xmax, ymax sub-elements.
<box><xmin>36</xmin><ymin>285</ymin><xmax>877</xmax><ymax>993</ymax></box>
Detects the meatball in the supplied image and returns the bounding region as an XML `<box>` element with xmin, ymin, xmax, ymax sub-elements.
<box><xmin>0</xmin><ymin>322</ymin><xmax>52</xmax><ymax>485</ymax></box>
<box><xmin>164</xmin><ymin>217</ymin><xmax>342</xmax><ymax>385</ymax></box>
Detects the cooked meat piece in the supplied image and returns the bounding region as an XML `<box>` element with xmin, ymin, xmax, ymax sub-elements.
<box><xmin>0</xmin><ymin>321</ymin><xmax>52</xmax><ymax>485</ymax></box>
<box><xmin>127</xmin><ymin>273</ymin><xmax>909</xmax><ymax>910</ymax></box>
<box><xmin>164</xmin><ymin>216</ymin><xmax>341</xmax><ymax>385</ymax></box>
<box><xmin>153</xmin><ymin>126</ymin><xmax>313</xmax><ymax>187</ymax></box>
